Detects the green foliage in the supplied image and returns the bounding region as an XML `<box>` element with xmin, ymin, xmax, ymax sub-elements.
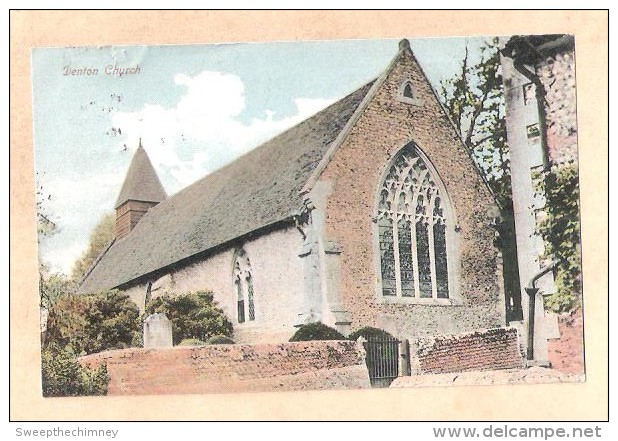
<box><xmin>39</xmin><ymin>265</ymin><xmax>76</xmax><ymax>309</ymax></box>
<box><xmin>178</xmin><ymin>338</ymin><xmax>207</xmax><ymax>346</ymax></box>
<box><xmin>289</xmin><ymin>322</ymin><xmax>346</xmax><ymax>342</ymax></box>
<box><xmin>41</xmin><ymin>344</ymin><xmax>109</xmax><ymax>397</ymax></box>
<box><xmin>438</xmin><ymin>38</ymin><xmax>512</xmax><ymax>208</ymax></box>
<box><xmin>206</xmin><ymin>335</ymin><xmax>235</xmax><ymax>345</ymax></box>
<box><xmin>131</xmin><ymin>331</ymin><xmax>143</xmax><ymax>348</ymax></box>
<box><xmin>145</xmin><ymin>291</ymin><xmax>233</xmax><ymax>345</ymax></box>
<box><xmin>534</xmin><ymin>162</ymin><xmax>582</xmax><ymax>313</ymax></box>
<box><xmin>348</xmin><ymin>326</ymin><xmax>394</xmax><ymax>341</ymax></box>
<box><xmin>71</xmin><ymin>212</ymin><xmax>115</xmax><ymax>282</ymax></box>
<box><xmin>45</xmin><ymin>290</ymin><xmax>141</xmax><ymax>355</ymax></box>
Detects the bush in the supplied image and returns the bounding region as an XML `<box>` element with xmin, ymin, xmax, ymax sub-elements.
<box><xmin>348</xmin><ymin>326</ymin><xmax>394</xmax><ymax>342</ymax></box>
<box><xmin>131</xmin><ymin>331</ymin><xmax>143</xmax><ymax>348</ymax></box>
<box><xmin>145</xmin><ymin>291</ymin><xmax>233</xmax><ymax>345</ymax></box>
<box><xmin>41</xmin><ymin>344</ymin><xmax>109</xmax><ymax>397</ymax></box>
<box><xmin>178</xmin><ymin>338</ymin><xmax>207</xmax><ymax>346</ymax></box>
<box><xmin>45</xmin><ymin>290</ymin><xmax>141</xmax><ymax>355</ymax></box>
<box><xmin>289</xmin><ymin>322</ymin><xmax>346</xmax><ymax>342</ymax></box>
<box><xmin>206</xmin><ymin>335</ymin><xmax>235</xmax><ymax>345</ymax></box>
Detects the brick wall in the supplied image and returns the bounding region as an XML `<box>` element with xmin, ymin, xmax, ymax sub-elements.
<box><xmin>548</xmin><ymin>308</ymin><xmax>585</xmax><ymax>374</ymax></box>
<box><xmin>319</xmin><ymin>48</ymin><xmax>505</xmax><ymax>339</ymax></box>
<box><xmin>535</xmin><ymin>48</ymin><xmax>578</xmax><ymax>165</ymax></box>
<box><xmin>411</xmin><ymin>327</ymin><xmax>525</xmax><ymax>374</ymax></box>
<box><xmin>80</xmin><ymin>340</ymin><xmax>369</xmax><ymax>395</ymax></box>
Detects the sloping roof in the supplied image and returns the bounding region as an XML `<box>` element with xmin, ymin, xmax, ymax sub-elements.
<box><xmin>79</xmin><ymin>81</ymin><xmax>375</xmax><ymax>293</ymax></box>
<box><xmin>115</xmin><ymin>143</ymin><xmax>167</xmax><ymax>208</ymax></box>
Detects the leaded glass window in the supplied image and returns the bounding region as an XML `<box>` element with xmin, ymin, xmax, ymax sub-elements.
<box><xmin>233</xmin><ymin>249</ymin><xmax>255</xmax><ymax>322</ymax></box>
<box><xmin>377</xmin><ymin>144</ymin><xmax>451</xmax><ymax>299</ymax></box>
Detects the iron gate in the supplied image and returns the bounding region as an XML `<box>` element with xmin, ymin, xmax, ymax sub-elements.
<box><xmin>363</xmin><ymin>336</ymin><xmax>401</xmax><ymax>387</ymax></box>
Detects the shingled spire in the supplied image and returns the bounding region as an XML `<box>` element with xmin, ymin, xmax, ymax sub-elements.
<box><xmin>114</xmin><ymin>140</ymin><xmax>166</xmax><ymax>239</ymax></box>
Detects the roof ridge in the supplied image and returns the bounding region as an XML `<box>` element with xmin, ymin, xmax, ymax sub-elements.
<box><xmin>144</xmin><ymin>80</ymin><xmax>377</xmax><ymax>207</ymax></box>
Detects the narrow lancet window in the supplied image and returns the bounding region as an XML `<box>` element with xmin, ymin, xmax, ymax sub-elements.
<box><xmin>233</xmin><ymin>249</ymin><xmax>255</xmax><ymax>322</ymax></box>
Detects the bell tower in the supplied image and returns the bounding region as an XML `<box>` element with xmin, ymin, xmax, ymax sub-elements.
<box><xmin>114</xmin><ymin>139</ymin><xmax>166</xmax><ymax>239</ymax></box>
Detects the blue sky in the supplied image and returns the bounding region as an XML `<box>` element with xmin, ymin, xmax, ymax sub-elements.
<box><xmin>32</xmin><ymin>36</ymin><xmax>489</xmax><ymax>274</ymax></box>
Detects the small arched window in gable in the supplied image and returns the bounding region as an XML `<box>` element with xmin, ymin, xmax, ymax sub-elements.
<box><xmin>377</xmin><ymin>143</ymin><xmax>453</xmax><ymax>300</ymax></box>
<box><xmin>398</xmin><ymin>80</ymin><xmax>422</xmax><ymax>105</ymax></box>
<box><xmin>233</xmin><ymin>249</ymin><xmax>255</xmax><ymax>323</ymax></box>
<box><xmin>403</xmin><ymin>82</ymin><xmax>414</xmax><ymax>99</ymax></box>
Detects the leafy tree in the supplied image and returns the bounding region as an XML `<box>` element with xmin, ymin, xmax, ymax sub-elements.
<box><xmin>438</xmin><ymin>38</ymin><xmax>511</xmax><ymax>207</ymax></box>
<box><xmin>145</xmin><ymin>291</ymin><xmax>233</xmax><ymax>345</ymax></box>
<box><xmin>41</xmin><ymin>344</ymin><xmax>109</xmax><ymax>397</ymax></box>
<box><xmin>71</xmin><ymin>212</ymin><xmax>115</xmax><ymax>282</ymax></box>
<box><xmin>45</xmin><ymin>290</ymin><xmax>140</xmax><ymax>355</ymax></box>
<box><xmin>39</xmin><ymin>264</ymin><xmax>76</xmax><ymax>309</ymax></box>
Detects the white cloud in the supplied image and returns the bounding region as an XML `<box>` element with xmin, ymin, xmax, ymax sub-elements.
<box><xmin>112</xmin><ymin>70</ymin><xmax>335</xmax><ymax>188</ymax></box>
<box><xmin>42</xmin><ymin>70</ymin><xmax>336</xmax><ymax>275</ymax></box>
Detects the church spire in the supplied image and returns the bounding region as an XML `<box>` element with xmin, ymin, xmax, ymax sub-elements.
<box><xmin>114</xmin><ymin>141</ymin><xmax>166</xmax><ymax>239</ymax></box>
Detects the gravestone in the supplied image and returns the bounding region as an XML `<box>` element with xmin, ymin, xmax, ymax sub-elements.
<box><xmin>143</xmin><ymin>313</ymin><xmax>173</xmax><ymax>348</ymax></box>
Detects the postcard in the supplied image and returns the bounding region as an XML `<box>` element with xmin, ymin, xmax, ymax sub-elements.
<box><xmin>10</xmin><ymin>10</ymin><xmax>608</xmax><ymax>422</ymax></box>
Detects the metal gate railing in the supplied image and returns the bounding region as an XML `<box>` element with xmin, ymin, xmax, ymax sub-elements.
<box><xmin>363</xmin><ymin>336</ymin><xmax>401</xmax><ymax>387</ymax></box>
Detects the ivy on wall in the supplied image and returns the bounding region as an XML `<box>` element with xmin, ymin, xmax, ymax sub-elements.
<box><xmin>534</xmin><ymin>161</ymin><xmax>582</xmax><ymax>313</ymax></box>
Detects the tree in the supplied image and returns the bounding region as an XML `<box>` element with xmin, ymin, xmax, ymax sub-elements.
<box><xmin>36</xmin><ymin>173</ymin><xmax>57</xmax><ymax>239</ymax></box>
<box><xmin>39</xmin><ymin>264</ymin><xmax>76</xmax><ymax>309</ymax></box>
<box><xmin>71</xmin><ymin>212</ymin><xmax>115</xmax><ymax>282</ymax></box>
<box><xmin>438</xmin><ymin>39</ymin><xmax>525</xmax><ymax>321</ymax></box>
<box><xmin>146</xmin><ymin>291</ymin><xmax>233</xmax><ymax>345</ymax></box>
<box><xmin>438</xmin><ymin>38</ymin><xmax>511</xmax><ymax>207</ymax></box>
<box><xmin>45</xmin><ymin>290</ymin><xmax>141</xmax><ymax>355</ymax></box>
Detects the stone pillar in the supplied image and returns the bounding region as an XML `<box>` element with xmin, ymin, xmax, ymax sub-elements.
<box><xmin>143</xmin><ymin>313</ymin><xmax>173</xmax><ymax>348</ymax></box>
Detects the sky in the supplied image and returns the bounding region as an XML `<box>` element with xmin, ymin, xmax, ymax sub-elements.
<box><xmin>32</xmin><ymin>36</ymin><xmax>490</xmax><ymax>275</ymax></box>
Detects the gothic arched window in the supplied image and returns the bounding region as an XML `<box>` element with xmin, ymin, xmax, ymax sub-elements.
<box><xmin>233</xmin><ymin>249</ymin><xmax>255</xmax><ymax>323</ymax></box>
<box><xmin>377</xmin><ymin>143</ymin><xmax>451</xmax><ymax>300</ymax></box>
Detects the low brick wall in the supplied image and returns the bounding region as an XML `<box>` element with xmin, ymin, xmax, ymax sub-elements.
<box><xmin>548</xmin><ymin>309</ymin><xmax>585</xmax><ymax>374</ymax></box>
<box><xmin>411</xmin><ymin>327</ymin><xmax>525</xmax><ymax>374</ymax></box>
<box><xmin>79</xmin><ymin>340</ymin><xmax>369</xmax><ymax>395</ymax></box>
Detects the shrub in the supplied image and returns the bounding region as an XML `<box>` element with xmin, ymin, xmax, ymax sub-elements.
<box><xmin>145</xmin><ymin>291</ymin><xmax>233</xmax><ymax>345</ymax></box>
<box><xmin>45</xmin><ymin>290</ymin><xmax>141</xmax><ymax>355</ymax></box>
<box><xmin>206</xmin><ymin>335</ymin><xmax>235</xmax><ymax>345</ymax></box>
<box><xmin>178</xmin><ymin>338</ymin><xmax>207</xmax><ymax>346</ymax></box>
<box><xmin>130</xmin><ymin>331</ymin><xmax>143</xmax><ymax>348</ymax></box>
<box><xmin>289</xmin><ymin>322</ymin><xmax>346</xmax><ymax>342</ymax></box>
<box><xmin>348</xmin><ymin>326</ymin><xmax>394</xmax><ymax>342</ymax></box>
<box><xmin>41</xmin><ymin>344</ymin><xmax>109</xmax><ymax>397</ymax></box>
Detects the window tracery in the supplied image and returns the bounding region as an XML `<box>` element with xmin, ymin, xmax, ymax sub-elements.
<box><xmin>377</xmin><ymin>144</ymin><xmax>450</xmax><ymax>299</ymax></box>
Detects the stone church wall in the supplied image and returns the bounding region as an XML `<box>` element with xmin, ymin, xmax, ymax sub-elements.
<box><xmin>535</xmin><ymin>48</ymin><xmax>578</xmax><ymax>165</ymax></box>
<box><xmin>122</xmin><ymin>225</ymin><xmax>305</xmax><ymax>344</ymax></box>
<box><xmin>318</xmin><ymin>48</ymin><xmax>506</xmax><ymax>340</ymax></box>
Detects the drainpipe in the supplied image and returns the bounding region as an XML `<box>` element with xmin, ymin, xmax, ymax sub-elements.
<box><xmin>524</xmin><ymin>261</ymin><xmax>558</xmax><ymax>360</ymax></box>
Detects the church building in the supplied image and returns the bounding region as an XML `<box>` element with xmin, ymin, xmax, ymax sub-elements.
<box><xmin>79</xmin><ymin>40</ymin><xmax>509</xmax><ymax>345</ymax></box>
